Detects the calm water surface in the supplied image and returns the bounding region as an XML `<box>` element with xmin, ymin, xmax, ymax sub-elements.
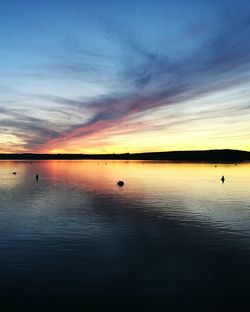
<box><xmin>0</xmin><ymin>160</ymin><xmax>250</xmax><ymax>311</ymax></box>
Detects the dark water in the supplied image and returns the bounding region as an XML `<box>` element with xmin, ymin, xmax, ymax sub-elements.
<box><xmin>0</xmin><ymin>160</ymin><xmax>250</xmax><ymax>311</ymax></box>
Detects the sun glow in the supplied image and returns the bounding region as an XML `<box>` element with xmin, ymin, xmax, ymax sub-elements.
<box><xmin>0</xmin><ymin>134</ymin><xmax>26</xmax><ymax>153</ymax></box>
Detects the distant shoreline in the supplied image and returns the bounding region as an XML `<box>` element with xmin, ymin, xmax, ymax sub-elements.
<box><xmin>0</xmin><ymin>149</ymin><xmax>250</xmax><ymax>162</ymax></box>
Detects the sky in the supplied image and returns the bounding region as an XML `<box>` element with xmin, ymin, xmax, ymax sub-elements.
<box><xmin>1</xmin><ymin>0</ymin><xmax>250</xmax><ymax>153</ymax></box>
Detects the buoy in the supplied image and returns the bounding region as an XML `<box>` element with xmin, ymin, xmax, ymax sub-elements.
<box><xmin>13</xmin><ymin>172</ymin><xmax>16</xmax><ymax>175</ymax></box>
<box><xmin>221</xmin><ymin>175</ymin><xmax>225</xmax><ymax>183</ymax></box>
<box><xmin>36</xmin><ymin>174</ymin><xmax>39</xmax><ymax>180</ymax></box>
<box><xmin>117</xmin><ymin>180</ymin><xmax>124</xmax><ymax>186</ymax></box>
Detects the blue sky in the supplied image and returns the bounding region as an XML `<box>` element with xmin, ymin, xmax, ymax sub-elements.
<box><xmin>1</xmin><ymin>0</ymin><xmax>250</xmax><ymax>153</ymax></box>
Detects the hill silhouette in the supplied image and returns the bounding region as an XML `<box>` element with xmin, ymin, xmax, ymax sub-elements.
<box><xmin>0</xmin><ymin>149</ymin><xmax>250</xmax><ymax>162</ymax></box>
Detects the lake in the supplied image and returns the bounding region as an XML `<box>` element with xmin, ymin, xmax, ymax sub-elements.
<box><xmin>0</xmin><ymin>160</ymin><xmax>250</xmax><ymax>311</ymax></box>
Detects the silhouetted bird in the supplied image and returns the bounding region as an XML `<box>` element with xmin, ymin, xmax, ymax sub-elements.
<box><xmin>117</xmin><ymin>180</ymin><xmax>124</xmax><ymax>186</ymax></box>
<box><xmin>221</xmin><ymin>175</ymin><xmax>225</xmax><ymax>183</ymax></box>
<box><xmin>13</xmin><ymin>172</ymin><xmax>16</xmax><ymax>175</ymax></box>
<box><xmin>36</xmin><ymin>174</ymin><xmax>39</xmax><ymax>180</ymax></box>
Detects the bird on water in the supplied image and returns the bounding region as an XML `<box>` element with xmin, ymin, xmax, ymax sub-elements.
<box><xmin>36</xmin><ymin>174</ymin><xmax>39</xmax><ymax>180</ymax></box>
<box><xmin>221</xmin><ymin>175</ymin><xmax>225</xmax><ymax>183</ymax></box>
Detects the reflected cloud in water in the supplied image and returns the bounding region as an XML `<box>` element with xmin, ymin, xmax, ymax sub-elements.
<box><xmin>1</xmin><ymin>160</ymin><xmax>250</xmax><ymax>310</ymax></box>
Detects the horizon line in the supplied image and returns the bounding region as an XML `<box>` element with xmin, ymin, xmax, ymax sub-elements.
<box><xmin>0</xmin><ymin>149</ymin><xmax>250</xmax><ymax>162</ymax></box>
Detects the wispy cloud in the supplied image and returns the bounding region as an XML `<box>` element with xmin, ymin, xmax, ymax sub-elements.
<box><xmin>41</xmin><ymin>6</ymin><xmax>250</xmax><ymax>150</ymax></box>
<box><xmin>1</xmin><ymin>1</ymin><xmax>250</xmax><ymax>152</ymax></box>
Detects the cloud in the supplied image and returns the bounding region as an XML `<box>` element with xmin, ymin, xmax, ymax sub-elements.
<box><xmin>2</xmin><ymin>1</ymin><xmax>250</xmax><ymax>152</ymax></box>
<box><xmin>43</xmin><ymin>16</ymin><xmax>250</xmax><ymax>150</ymax></box>
<box><xmin>0</xmin><ymin>106</ymin><xmax>61</xmax><ymax>151</ymax></box>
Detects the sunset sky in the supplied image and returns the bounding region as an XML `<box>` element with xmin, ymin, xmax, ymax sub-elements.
<box><xmin>1</xmin><ymin>0</ymin><xmax>250</xmax><ymax>153</ymax></box>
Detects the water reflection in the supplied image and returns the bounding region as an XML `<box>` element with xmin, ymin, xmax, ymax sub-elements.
<box><xmin>0</xmin><ymin>160</ymin><xmax>250</xmax><ymax>310</ymax></box>
<box><xmin>37</xmin><ymin>160</ymin><xmax>250</xmax><ymax>235</ymax></box>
